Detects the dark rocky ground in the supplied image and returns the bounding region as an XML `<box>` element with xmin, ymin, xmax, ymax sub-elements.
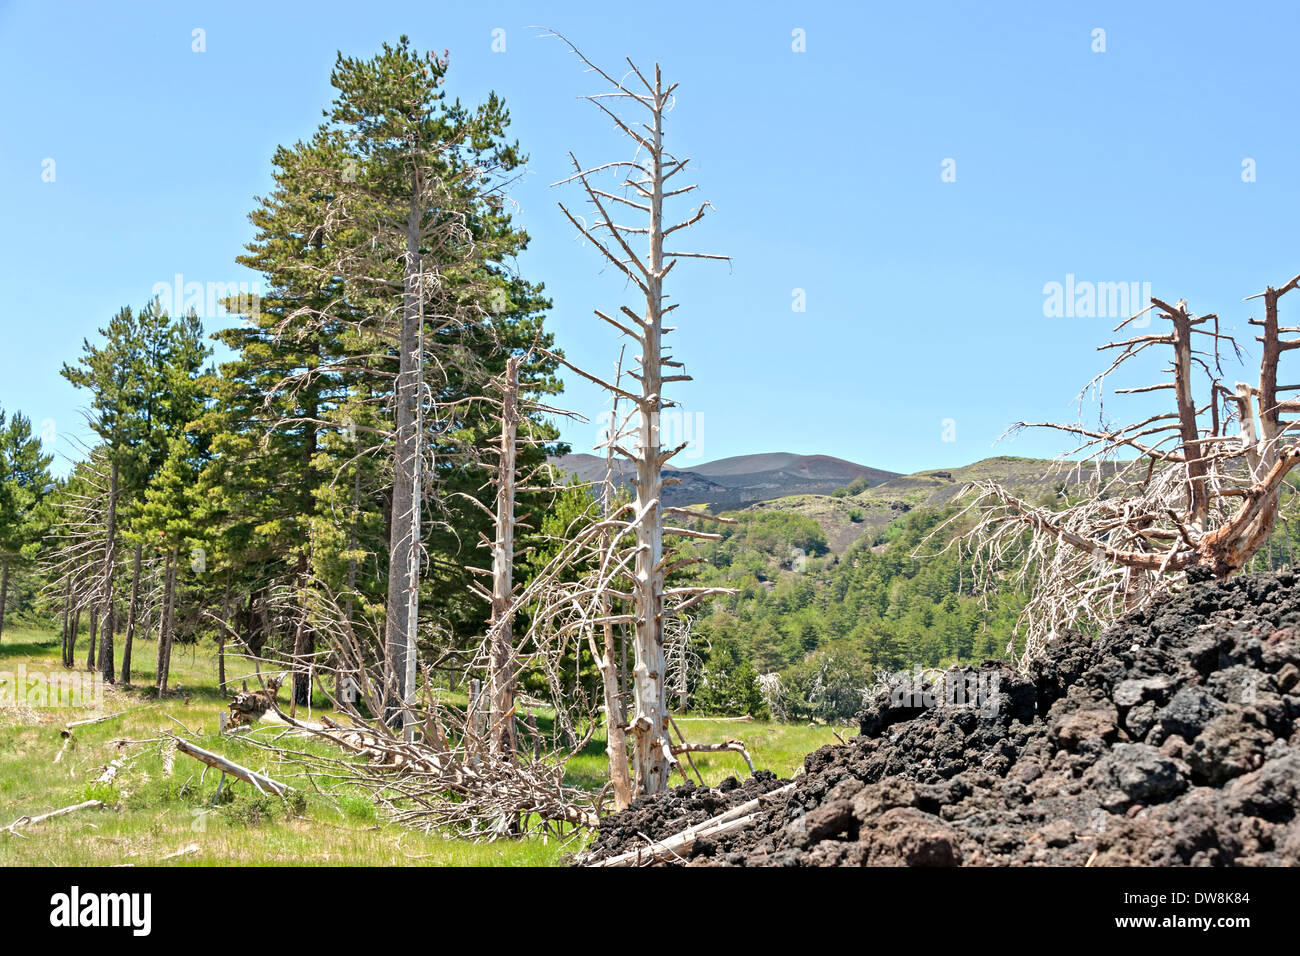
<box><xmin>578</xmin><ymin>570</ymin><xmax>1300</xmax><ymax>866</ymax></box>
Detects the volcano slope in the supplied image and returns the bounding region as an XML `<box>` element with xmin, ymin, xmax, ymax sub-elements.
<box><xmin>579</xmin><ymin>570</ymin><xmax>1300</xmax><ymax>866</ymax></box>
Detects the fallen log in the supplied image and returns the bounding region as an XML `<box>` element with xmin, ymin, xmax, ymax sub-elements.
<box><xmin>3</xmin><ymin>799</ymin><xmax>105</xmax><ymax>835</ymax></box>
<box><xmin>171</xmin><ymin>738</ymin><xmax>293</xmax><ymax>796</ymax></box>
<box><xmin>585</xmin><ymin>782</ymin><xmax>795</xmax><ymax>867</ymax></box>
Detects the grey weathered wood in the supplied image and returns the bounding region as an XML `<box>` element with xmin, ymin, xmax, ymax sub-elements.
<box><xmin>488</xmin><ymin>356</ymin><xmax>520</xmax><ymax>758</ymax></box>
<box><xmin>171</xmin><ymin>738</ymin><xmax>293</xmax><ymax>796</ymax></box>
<box><xmin>3</xmin><ymin>799</ymin><xmax>105</xmax><ymax>834</ymax></box>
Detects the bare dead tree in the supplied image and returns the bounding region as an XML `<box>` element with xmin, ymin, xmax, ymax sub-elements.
<box><xmin>486</xmin><ymin>355</ymin><xmax>520</xmax><ymax>758</ymax></box>
<box><xmin>96</xmin><ymin>457</ymin><xmax>119</xmax><ymax>683</ymax></box>
<box><xmin>155</xmin><ymin>544</ymin><xmax>178</xmax><ymax>696</ymax></box>
<box><xmin>948</xmin><ymin>275</ymin><xmax>1300</xmax><ymax>661</ymax></box>
<box><xmin>544</xmin><ymin>30</ymin><xmax>733</xmax><ymax>796</ymax></box>
<box><xmin>241</xmin><ymin>579</ymin><xmax>598</xmax><ymax>840</ymax></box>
<box><xmin>664</xmin><ymin>612</ymin><xmax>704</xmax><ymax>711</ymax></box>
<box><xmin>41</xmin><ymin>451</ymin><xmax>112</xmax><ymax>671</ymax></box>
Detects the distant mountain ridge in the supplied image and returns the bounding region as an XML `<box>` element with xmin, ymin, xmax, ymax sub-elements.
<box><xmin>550</xmin><ymin>451</ymin><xmax>899</xmax><ymax>509</ymax></box>
<box><xmin>744</xmin><ymin>455</ymin><xmax>1112</xmax><ymax>554</ymax></box>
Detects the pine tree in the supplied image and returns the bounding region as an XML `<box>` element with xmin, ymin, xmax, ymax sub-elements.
<box><xmin>215</xmin><ymin>37</ymin><xmax>563</xmax><ymax>718</ymax></box>
<box><xmin>0</xmin><ymin>407</ymin><xmax>54</xmax><ymax>640</ymax></box>
<box><xmin>59</xmin><ymin>301</ymin><xmax>210</xmax><ymax>681</ymax></box>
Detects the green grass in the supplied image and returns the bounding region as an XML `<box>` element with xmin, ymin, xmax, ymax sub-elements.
<box><xmin>0</xmin><ymin>629</ymin><xmax>841</xmax><ymax>866</ymax></box>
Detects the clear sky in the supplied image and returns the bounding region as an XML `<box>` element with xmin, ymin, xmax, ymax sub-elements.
<box><xmin>4</xmin><ymin>0</ymin><xmax>1300</xmax><ymax>477</ymax></box>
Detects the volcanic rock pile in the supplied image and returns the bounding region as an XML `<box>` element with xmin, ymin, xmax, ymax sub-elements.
<box><xmin>578</xmin><ymin>570</ymin><xmax>1300</xmax><ymax>866</ymax></box>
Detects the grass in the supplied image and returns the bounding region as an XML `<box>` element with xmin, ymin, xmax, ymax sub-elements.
<box><xmin>0</xmin><ymin>629</ymin><xmax>843</xmax><ymax>866</ymax></box>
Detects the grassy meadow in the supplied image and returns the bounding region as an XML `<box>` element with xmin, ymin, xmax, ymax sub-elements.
<box><xmin>0</xmin><ymin>629</ymin><xmax>843</xmax><ymax>866</ymax></box>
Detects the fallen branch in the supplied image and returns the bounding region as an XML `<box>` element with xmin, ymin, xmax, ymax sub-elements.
<box><xmin>670</xmin><ymin>739</ymin><xmax>756</xmax><ymax>775</ymax></box>
<box><xmin>63</xmin><ymin>709</ymin><xmax>137</xmax><ymax>733</ymax></box>
<box><xmin>160</xmin><ymin>843</ymin><xmax>200</xmax><ymax>861</ymax></box>
<box><xmin>3</xmin><ymin>800</ymin><xmax>105</xmax><ymax>835</ymax></box>
<box><xmin>171</xmin><ymin>737</ymin><xmax>294</xmax><ymax>796</ymax></box>
<box><xmin>585</xmin><ymin>782</ymin><xmax>795</xmax><ymax>867</ymax></box>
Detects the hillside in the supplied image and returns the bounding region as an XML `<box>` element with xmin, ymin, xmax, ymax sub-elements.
<box><xmin>550</xmin><ymin>451</ymin><xmax>899</xmax><ymax>509</ymax></box>
<box><xmin>745</xmin><ymin>456</ymin><xmax>1102</xmax><ymax>557</ymax></box>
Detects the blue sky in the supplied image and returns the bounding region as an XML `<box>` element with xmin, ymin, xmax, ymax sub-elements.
<box><xmin>4</xmin><ymin>0</ymin><xmax>1300</xmax><ymax>476</ymax></box>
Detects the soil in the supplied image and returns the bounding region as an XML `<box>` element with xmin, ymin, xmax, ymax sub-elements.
<box><xmin>577</xmin><ymin>570</ymin><xmax>1300</xmax><ymax>865</ymax></box>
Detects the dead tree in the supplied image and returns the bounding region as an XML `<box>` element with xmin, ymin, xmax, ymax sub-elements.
<box><xmin>155</xmin><ymin>544</ymin><xmax>178</xmax><ymax>696</ymax></box>
<box><xmin>247</xmin><ymin>580</ymin><xmax>598</xmax><ymax>839</ymax></box>
<box><xmin>462</xmin><ymin>349</ymin><xmax>596</xmax><ymax>762</ymax></box>
<box><xmin>119</xmin><ymin>544</ymin><xmax>146</xmax><ymax>684</ymax></box>
<box><xmin>595</xmin><ymin>350</ymin><xmax>634</xmax><ymax>808</ymax></box>
<box><xmin>546</xmin><ymin>32</ymin><xmax>731</xmax><ymax>795</ymax></box>
<box><xmin>486</xmin><ymin>357</ymin><xmax>520</xmax><ymax>758</ymax></box>
<box><xmin>42</xmin><ymin>452</ymin><xmax>112</xmax><ymax>670</ymax></box>
<box><xmin>96</xmin><ymin>458</ymin><xmax>119</xmax><ymax>683</ymax></box>
<box><xmin>952</xmin><ymin>275</ymin><xmax>1300</xmax><ymax>660</ymax></box>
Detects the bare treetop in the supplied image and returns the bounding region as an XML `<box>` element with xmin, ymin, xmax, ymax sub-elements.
<box><xmin>950</xmin><ymin>274</ymin><xmax>1300</xmax><ymax>662</ymax></box>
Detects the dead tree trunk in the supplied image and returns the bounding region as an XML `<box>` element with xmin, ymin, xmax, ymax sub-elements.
<box><xmin>218</xmin><ymin>573</ymin><xmax>231</xmax><ymax>694</ymax></box>
<box><xmin>487</xmin><ymin>356</ymin><xmax>520</xmax><ymax>759</ymax></box>
<box><xmin>156</xmin><ymin>545</ymin><xmax>177</xmax><ymax>697</ymax></box>
<box><xmin>67</xmin><ymin>607</ymin><xmax>81</xmax><ymax>669</ymax></box>
<box><xmin>596</xmin><ymin>356</ymin><xmax>633</xmax><ymax>809</ymax></box>
<box><xmin>958</xmin><ymin>273</ymin><xmax>1300</xmax><ymax>658</ymax></box>
<box><xmin>383</xmin><ymin>193</ymin><xmax>423</xmax><ymax>734</ymax></box>
<box><xmin>98</xmin><ymin>459</ymin><xmax>119</xmax><ymax>683</ymax></box>
<box><xmin>551</xmin><ymin>36</ymin><xmax>731</xmax><ymax>795</ymax></box>
<box><xmin>59</xmin><ymin>571</ymin><xmax>72</xmax><ymax>666</ymax></box>
<box><xmin>86</xmin><ymin>606</ymin><xmax>97</xmax><ymax>669</ymax></box>
<box><xmin>120</xmin><ymin>544</ymin><xmax>142</xmax><ymax>684</ymax></box>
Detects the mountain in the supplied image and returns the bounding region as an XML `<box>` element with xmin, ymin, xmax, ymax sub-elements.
<box><xmin>549</xmin><ymin>452</ymin><xmax>900</xmax><ymax>509</ymax></box>
<box><xmin>744</xmin><ymin>455</ymin><xmax>1108</xmax><ymax>554</ymax></box>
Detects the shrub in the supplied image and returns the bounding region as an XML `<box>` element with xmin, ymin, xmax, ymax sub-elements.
<box><xmin>694</xmin><ymin>660</ymin><xmax>769</xmax><ymax>718</ymax></box>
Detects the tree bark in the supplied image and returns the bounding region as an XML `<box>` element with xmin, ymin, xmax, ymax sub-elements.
<box><xmin>291</xmin><ymin>614</ymin><xmax>313</xmax><ymax>708</ymax></box>
<box><xmin>629</xmin><ymin>90</ymin><xmax>671</xmax><ymax>795</ymax></box>
<box><xmin>59</xmin><ymin>572</ymin><xmax>72</xmax><ymax>666</ymax></box>
<box><xmin>383</xmin><ymin>190</ymin><xmax>422</xmax><ymax>729</ymax></box>
<box><xmin>67</xmin><ymin>607</ymin><xmax>81</xmax><ymax>669</ymax></box>
<box><xmin>86</xmin><ymin>606</ymin><xmax>97</xmax><ymax>669</ymax></box>
<box><xmin>155</xmin><ymin>546</ymin><xmax>178</xmax><ymax>697</ymax></box>
<box><xmin>98</xmin><ymin>459</ymin><xmax>120</xmax><ymax>683</ymax></box>
<box><xmin>120</xmin><ymin>544</ymin><xmax>142</xmax><ymax>684</ymax></box>
<box><xmin>217</xmin><ymin>574</ymin><xmax>230</xmax><ymax>695</ymax></box>
<box><xmin>599</xmin><ymin>616</ymin><xmax>633</xmax><ymax>810</ymax></box>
